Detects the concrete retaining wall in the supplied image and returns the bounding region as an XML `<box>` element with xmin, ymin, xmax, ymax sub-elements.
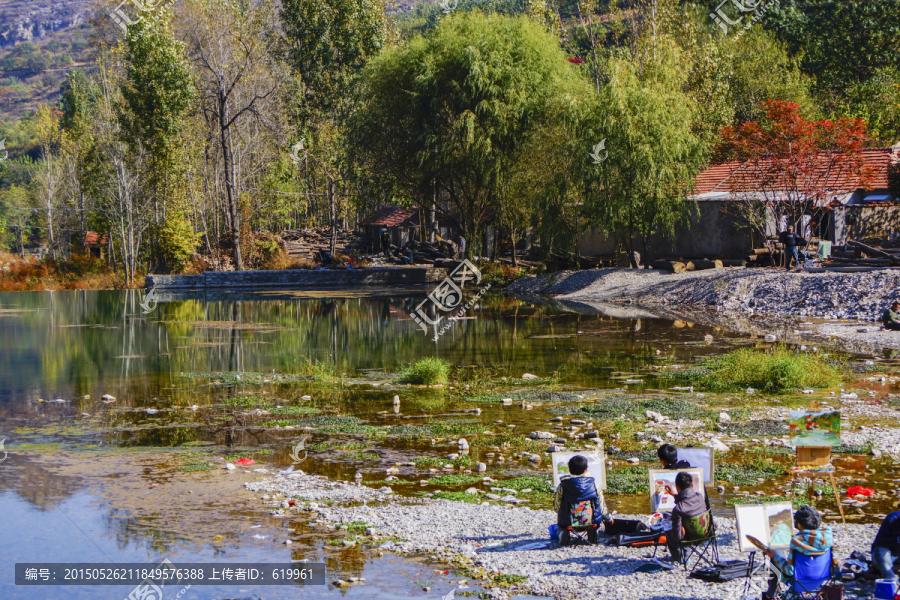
<box><xmin>146</xmin><ymin>267</ymin><xmax>447</xmax><ymax>290</ymax></box>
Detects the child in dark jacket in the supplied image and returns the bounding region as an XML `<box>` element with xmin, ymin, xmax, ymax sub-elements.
<box><xmin>553</xmin><ymin>455</ymin><xmax>611</xmax><ymax>544</ymax></box>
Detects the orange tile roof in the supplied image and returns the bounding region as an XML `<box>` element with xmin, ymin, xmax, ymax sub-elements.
<box><xmin>694</xmin><ymin>148</ymin><xmax>895</xmax><ymax>196</ymax></box>
<box><xmin>358</xmin><ymin>206</ymin><xmax>420</xmax><ymax>227</ymax></box>
<box><xmin>84</xmin><ymin>232</ymin><xmax>108</xmax><ymax>245</ymax></box>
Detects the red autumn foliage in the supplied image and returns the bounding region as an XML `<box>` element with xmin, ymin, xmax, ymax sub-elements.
<box><xmin>715</xmin><ymin>100</ymin><xmax>872</xmax><ymax>208</ymax></box>
<box><xmin>712</xmin><ymin>100</ymin><xmax>873</xmax><ymax>249</ymax></box>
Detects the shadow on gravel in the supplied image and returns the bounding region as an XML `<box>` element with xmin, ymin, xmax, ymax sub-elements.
<box><xmin>542</xmin><ymin>555</ymin><xmax>647</xmax><ymax>577</ymax></box>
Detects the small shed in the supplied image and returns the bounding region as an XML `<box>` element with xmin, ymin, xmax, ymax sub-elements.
<box><xmin>83</xmin><ymin>231</ymin><xmax>108</xmax><ymax>258</ymax></box>
<box><xmin>357</xmin><ymin>206</ymin><xmax>421</xmax><ymax>252</ymax></box>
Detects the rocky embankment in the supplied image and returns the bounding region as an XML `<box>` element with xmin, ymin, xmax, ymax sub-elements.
<box><xmin>246</xmin><ymin>470</ymin><xmax>877</xmax><ymax>600</ymax></box>
<box><xmin>507</xmin><ymin>268</ymin><xmax>900</xmax><ymax>350</ymax></box>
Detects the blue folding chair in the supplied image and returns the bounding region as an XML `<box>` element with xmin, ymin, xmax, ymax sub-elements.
<box><xmin>777</xmin><ymin>549</ymin><xmax>841</xmax><ymax>600</ymax></box>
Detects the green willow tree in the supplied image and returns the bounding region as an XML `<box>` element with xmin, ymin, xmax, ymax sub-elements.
<box><xmin>581</xmin><ymin>49</ymin><xmax>705</xmax><ymax>268</ymax></box>
<box><xmin>349</xmin><ymin>12</ymin><xmax>590</xmax><ymax>253</ymax></box>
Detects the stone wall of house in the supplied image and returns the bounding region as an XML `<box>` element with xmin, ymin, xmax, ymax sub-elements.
<box><xmin>578</xmin><ymin>201</ymin><xmax>759</xmax><ymax>260</ymax></box>
<box><xmin>832</xmin><ymin>205</ymin><xmax>900</xmax><ymax>246</ymax></box>
<box><xmin>146</xmin><ymin>267</ymin><xmax>447</xmax><ymax>290</ymax></box>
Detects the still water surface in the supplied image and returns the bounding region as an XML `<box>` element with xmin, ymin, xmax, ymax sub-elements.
<box><xmin>0</xmin><ymin>289</ymin><xmax>778</xmax><ymax>599</ymax></box>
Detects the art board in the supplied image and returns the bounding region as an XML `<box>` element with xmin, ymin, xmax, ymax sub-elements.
<box><xmin>552</xmin><ymin>451</ymin><xmax>606</xmax><ymax>491</ymax></box>
<box><xmin>647</xmin><ymin>468</ymin><xmax>704</xmax><ymax>512</ymax></box>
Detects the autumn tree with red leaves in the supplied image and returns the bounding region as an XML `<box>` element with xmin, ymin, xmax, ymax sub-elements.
<box><xmin>715</xmin><ymin>99</ymin><xmax>872</xmax><ymax>250</ymax></box>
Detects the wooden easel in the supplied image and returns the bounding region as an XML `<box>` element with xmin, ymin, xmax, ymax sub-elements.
<box><xmin>787</xmin><ymin>445</ymin><xmax>847</xmax><ymax>534</ymax></box>
<box><xmin>785</xmin><ymin>397</ymin><xmax>848</xmax><ymax>531</ymax></box>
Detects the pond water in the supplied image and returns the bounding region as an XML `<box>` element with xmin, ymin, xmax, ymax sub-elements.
<box><xmin>0</xmin><ymin>289</ymin><xmax>884</xmax><ymax>599</ymax></box>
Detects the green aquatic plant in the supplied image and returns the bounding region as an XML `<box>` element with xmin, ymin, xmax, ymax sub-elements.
<box><xmin>177</xmin><ymin>462</ymin><xmax>214</xmax><ymax>472</ymax></box>
<box><xmin>399</xmin><ymin>358</ymin><xmax>451</xmax><ymax>385</ymax></box>
<box><xmin>673</xmin><ymin>346</ymin><xmax>842</xmax><ymax>392</ymax></box>
<box><xmin>267</xmin><ymin>406</ymin><xmax>320</xmax><ymax>415</ymax></box>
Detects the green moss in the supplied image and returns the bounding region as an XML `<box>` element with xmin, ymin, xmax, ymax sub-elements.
<box><xmin>399</xmin><ymin>358</ymin><xmax>450</xmax><ymax>385</ymax></box>
<box><xmin>220</xmin><ymin>395</ymin><xmax>271</xmax><ymax>407</ymax></box>
<box><xmin>430</xmin><ymin>491</ymin><xmax>482</xmax><ymax>503</ymax></box>
<box><xmin>414</xmin><ymin>455</ymin><xmax>472</xmax><ymax>469</ymax></box>
<box><xmin>346</xmin><ymin>521</ymin><xmax>368</xmax><ymax>532</ymax></box>
<box><xmin>427</xmin><ymin>474</ymin><xmax>483</xmax><ymax>486</ymax></box>
<box><xmin>177</xmin><ymin>462</ymin><xmax>214</xmax><ymax>472</ymax></box>
<box><xmin>179</xmin><ymin>371</ymin><xmax>317</xmax><ymax>384</ymax></box>
<box><xmin>493</xmin><ymin>574</ymin><xmax>528</xmax><ymax>585</ymax></box>
<box><xmin>465</xmin><ymin>391</ymin><xmax>582</xmax><ymax>404</ymax></box>
<box><xmin>342</xmin><ymin>451</ymin><xmax>380</xmax><ymax>461</ymax></box>
<box><xmin>716</xmin><ymin>459</ymin><xmax>787</xmax><ymax>486</ymax></box>
<box><xmin>606</xmin><ymin>466</ymin><xmax>650</xmax><ymax>494</ymax></box>
<box><xmin>549</xmin><ymin>397</ymin><xmax>713</xmax><ymax>421</ymax></box>
<box><xmin>223</xmin><ymin>449</ymin><xmax>274</xmax><ymax>461</ymax></box>
<box><xmin>268</xmin><ymin>406</ymin><xmax>320</xmax><ymax>415</ymax></box>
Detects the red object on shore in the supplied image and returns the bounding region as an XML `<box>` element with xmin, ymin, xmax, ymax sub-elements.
<box><xmin>234</xmin><ymin>458</ymin><xmax>256</xmax><ymax>466</ymax></box>
<box><xmin>568</xmin><ymin>57</ymin><xmax>585</xmax><ymax>64</ymax></box>
<box><xmin>846</xmin><ymin>486</ymin><xmax>873</xmax><ymax>497</ymax></box>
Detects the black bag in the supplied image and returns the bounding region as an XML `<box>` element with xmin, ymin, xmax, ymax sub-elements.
<box><xmin>605</xmin><ymin>519</ymin><xmax>649</xmax><ymax>535</ymax></box>
<box><xmin>607</xmin><ymin>530</ymin><xmax>663</xmax><ymax>548</ymax></box>
<box><xmin>690</xmin><ymin>560</ymin><xmax>766</xmax><ymax>582</ymax></box>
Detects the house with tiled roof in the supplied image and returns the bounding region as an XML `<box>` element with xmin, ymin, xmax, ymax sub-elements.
<box><xmin>357</xmin><ymin>206</ymin><xmax>423</xmax><ymax>252</ymax></box>
<box><xmin>578</xmin><ymin>146</ymin><xmax>899</xmax><ymax>260</ymax></box>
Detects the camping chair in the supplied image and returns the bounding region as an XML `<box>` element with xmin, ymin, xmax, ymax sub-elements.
<box><xmin>774</xmin><ymin>549</ymin><xmax>842</xmax><ymax>600</ymax></box>
<box><xmin>561</xmin><ymin>500</ymin><xmax>599</xmax><ymax>546</ymax></box>
<box><xmin>677</xmin><ymin>510</ymin><xmax>719</xmax><ymax>573</ymax></box>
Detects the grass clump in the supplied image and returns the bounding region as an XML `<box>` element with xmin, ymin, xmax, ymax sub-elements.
<box><xmin>177</xmin><ymin>462</ymin><xmax>214</xmax><ymax>472</ymax></box>
<box><xmin>693</xmin><ymin>346</ymin><xmax>842</xmax><ymax>392</ymax></box>
<box><xmin>399</xmin><ymin>358</ymin><xmax>450</xmax><ymax>385</ymax></box>
<box><xmin>346</xmin><ymin>521</ymin><xmax>368</xmax><ymax>533</ymax></box>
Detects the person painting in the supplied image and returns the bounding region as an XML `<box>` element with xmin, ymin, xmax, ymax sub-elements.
<box><xmin>664</xmin><ymin>471</ymin><xmax>706</xmax><ymax>563</ymax></box>
<box><xmin>884</xmin><ymin>302</ymin><xmax>900</xmax><ymax>331</ymax></box>
<box><xmin>759</xmin><ymin>505</ymin><xmax>833</xmax><ymax>600</ymax></box>
<box><xmin>553</xmin><ymin>455</ymin><xmax>611</xmax><ymax>544</ymax></box>
<box><xmin>658</xmin><ymin>444</ymin><xmax>692</xmax><ymax>470</ymax></box>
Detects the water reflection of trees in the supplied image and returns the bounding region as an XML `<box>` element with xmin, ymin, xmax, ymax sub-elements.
<box><xmin>0</xmin><ymin>289</ymin><xmax>721</xmax><ymax>436</ymax></box>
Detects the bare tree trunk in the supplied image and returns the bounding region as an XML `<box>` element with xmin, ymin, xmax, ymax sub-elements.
<box><xmin>329</xmin><ymin>176</ymin><xmax>337</xmax><ymax>255</ymax></box>
<box><xmin>219</xmin><ymin>93</ymin><xmax>243</xmax><ymax>271</ymax></box>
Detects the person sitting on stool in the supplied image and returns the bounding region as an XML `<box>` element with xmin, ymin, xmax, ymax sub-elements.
<box><xmin>884</xmin><ymin>302</ymin><xmax>900</xmax><ymax>331</ymax></box>
<box><xmin>665</xmin><ymin>472</ymin><xmax>706</xmax><ymax>563</ymax></box>
<box><xmin>872</xmin><ymin>511</ymin><xmax>900</xmax><ymax>581</ymax></box>
<box><xmin>761</xmin><ymin>505</ymin><xmax>833</xmax><ymax>600</ymax></box>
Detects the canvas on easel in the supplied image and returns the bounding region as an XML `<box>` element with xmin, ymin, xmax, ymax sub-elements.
<box><xmin>647</xmin><ymin>468</ymin><xmax>704</xmax><ymax>512</ymax></box>
<box><xmin>676</xmin><ymin>447</ymin><xmax>714</xmax><ymax>484</ymax></box>
<box><xmin>735</xmin><ymin>504</ymin><xmax>770</xmax><ymax>553</ymax></box>
<box><xmin>552</xmin><ymin>450</ymin><xmax>607</xmax><ymax>490</ymax></box>
<box><xmin>789</xmin><ymin>409</ymin><xmax>840</xmax><ymax>447</ymax></box>
<box><xmin>734</xmin><ymin>502</ymin><xmax>793</xmax><ymax>553</ymax></box>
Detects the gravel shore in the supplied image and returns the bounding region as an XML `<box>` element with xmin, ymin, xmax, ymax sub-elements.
<box><xmin>247</xmin><ymin>471</ymin><xmax>878</xmax><ymax>600</ymax></box>
<box><xmin>506</xmin><ymin>268</ymin><xmax>900</xmax><ymax>351</ymax></box>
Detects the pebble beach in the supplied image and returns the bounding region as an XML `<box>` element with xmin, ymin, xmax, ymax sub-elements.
<box><xmin>246</xmin><ymin>470</ymin><xmax>879</xmax><ymax>600</ymax></box>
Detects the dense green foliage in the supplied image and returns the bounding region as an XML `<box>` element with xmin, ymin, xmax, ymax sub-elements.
<box><xmin>0</xmin><ymin>0</ymin><xmax>895</xmax><ymax>273</ymax></box>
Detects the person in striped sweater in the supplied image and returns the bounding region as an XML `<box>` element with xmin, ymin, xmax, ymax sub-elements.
<box><xmin>760</xmin><ymin>505</ymin><xmax>833</xmax><ymax>600</ymax></box>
